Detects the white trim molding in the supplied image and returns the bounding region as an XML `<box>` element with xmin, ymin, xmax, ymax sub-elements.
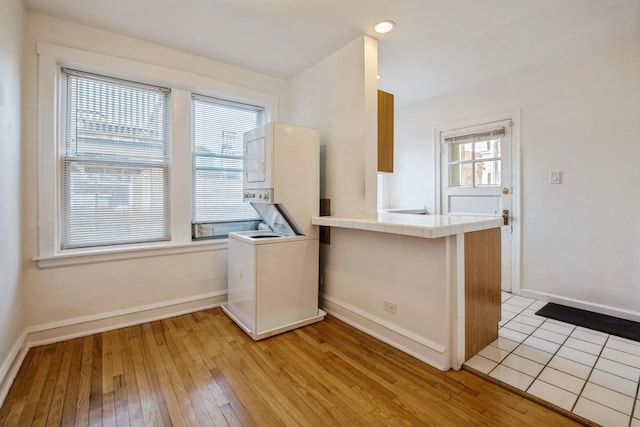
<box><xmin>320</xmin><ymin>295</ymin><xmax>449</xmax><ymax>371</ymax></box>
<box><xmin>0</xmin><ymin>291</ymin><xmax>226</xmax><ymax>408</ymax></box>
<box><xmin>0</xmin><ymin>330</ymin><xmax>28</xmax><ymax>408</ymax></box>
<box><xmin>34</xmin><ymin>239</ymin><xmax>228</xmax><ymax>269</ymax></box>
<box><xmin>517</xmin><ymin>289</ymin><xmax>640</xmax><ymax>323</ymax></box>
<box><xmin>27</xmin><ymin>291</ymin><xmax>227</xmax><ymax>346</ymax></box>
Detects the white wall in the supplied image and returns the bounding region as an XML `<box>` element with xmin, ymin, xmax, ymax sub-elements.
<box><xmin>21</xmin><ymin>13</ymin><xmax>287</xmax><ymax>331</ymax></box>
<box><xmin>386</xmin><ymin>34</ymin><xmax>640</xmax><ymax>319</ymax></box>
<box><xmin>283</xmin><ymin>35</ymin><xmax>378</xmax><ymax>216</ymax></box>
<box><xmin>0</xmin><ymin>0</ymin><xmax>26</xmax><ymax>402</ymax></box>
<box><xmin>321</xmin><ymin>228</ymin><xmax>454</xmax><ymax>369</ymax></box>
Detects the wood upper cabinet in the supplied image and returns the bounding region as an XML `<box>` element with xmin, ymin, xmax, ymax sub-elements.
<box><xmin>378</xmin><ymin>90</ymin><xmax>394</xmax><ymax>173</ymax></box>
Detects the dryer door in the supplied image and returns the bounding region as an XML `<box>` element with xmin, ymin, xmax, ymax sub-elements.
<box><xmin>245</xmin><ymin>136</ymin><xmax>266</xmax><ymax>183</ymax></box>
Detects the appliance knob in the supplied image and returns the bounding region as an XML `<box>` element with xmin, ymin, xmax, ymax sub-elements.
<box><xmin>263</xmin><ymin>192</ymin><xmax>270</xmax><ymax>200</ymax></box>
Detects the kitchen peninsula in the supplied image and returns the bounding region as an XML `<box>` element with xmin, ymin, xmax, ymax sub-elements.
<box><xmin>312</xmin><ymin>213</ymin><xmax>502</xmax><ymax>371</ymax></box>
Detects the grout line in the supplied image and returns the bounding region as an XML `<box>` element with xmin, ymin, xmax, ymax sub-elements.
<box><xmin>521</xmin><ymin>318</ymin><xmax>576</xmax><ymax>394</ymax></box>
<box><xmin>570</xmin><ymin>334</ymin><xmax>609</xmax><ymax>413</ymax></box>
<box><xmin>485</xmin><ymin>294</ymin><xmax>533</xmax><ymax>376</ymax></box>
<box><xmin>491</xmin><ymin>298</ymin><xmax>560</xmax><ymax>383</ymax></box>
<box><xmin>485</xmin><ymin>296</ymin><xmax>640</xmax><ymax>426</ymax></box>
<box><xmin>598</xmin><ymin>347</ymin><xmax>640</xmax><ymax>370</ymax></box>
<box><xmin>629</xmin><ymin>379</ymin><xmax>640</xmax><ymax>427</ymax></box>
<box><xmin>578</xmin><ymin>394</ymin><xmax>632</xmax><ymax>418</ymax></box>
<box><xmin>477</xmin><ymin>293</ymin><xmax>640</xmax><ymax>427</ymax></box>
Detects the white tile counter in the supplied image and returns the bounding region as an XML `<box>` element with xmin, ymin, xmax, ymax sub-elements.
<box><xmin>312</xmin><ymin>213</ymin><xmax>502</xmax><ymax>238</ymax></box>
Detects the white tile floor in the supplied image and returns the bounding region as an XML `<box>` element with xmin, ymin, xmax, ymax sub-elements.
<box><xmin>465</xmin><ymin>292</ymin><xmax>640</xmax><ymax>427</ymax></box>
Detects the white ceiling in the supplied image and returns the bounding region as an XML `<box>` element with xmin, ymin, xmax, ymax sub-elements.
<box><xmin>23</xmin><ymin>0</ymin><xmax>640</xmax><ymax>107</ymax></box>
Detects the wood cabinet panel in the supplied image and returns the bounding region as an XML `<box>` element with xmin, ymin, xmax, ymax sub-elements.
<box><xmin>378</xmin><ymin>90</ymin><xmax>394</xmax><ymax>173</ymax></box>
<box><xmin>464</xmin><ymin>228</ymin><xmax>501</xmax><ymax>360</ymax></box>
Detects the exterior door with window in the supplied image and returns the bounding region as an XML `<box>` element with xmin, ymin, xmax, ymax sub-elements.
<box><xmin>440</xmin><ymin>119</ymin><xmax>513</xmax><ymax>292</ymax></box>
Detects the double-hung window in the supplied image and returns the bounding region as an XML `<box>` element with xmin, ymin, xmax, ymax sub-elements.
<box><xmin>191</xmin><ymin>95</ymin><xmax>264</xmax><ymax>239</ymax></box>
<box><xmin>62</xmin><ymin>69</ymin><xmax>170</xmax><ymax>249</ymax></box>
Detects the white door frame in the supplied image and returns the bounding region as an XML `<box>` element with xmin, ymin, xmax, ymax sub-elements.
<box><xmin>434</xmin><ymin>110</ymin><xmax>521</xmax><ymax>294</ymax></box>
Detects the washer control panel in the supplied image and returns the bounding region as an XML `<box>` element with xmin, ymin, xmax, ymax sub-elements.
<box><xmin>244</xmin><ymin>188</ymin><xmax>273</xmax><ymax>203</ymax></box>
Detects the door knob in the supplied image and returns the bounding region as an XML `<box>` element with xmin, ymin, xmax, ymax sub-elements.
<box><xmin>502</xmin><ymin>209</ymin><xmax>509</xmax><ymax>226</ymax></box>
<box><xmin>502</xmin><ymin>187</ymin><xmax>510</xmax><ymax>195</ymax></box>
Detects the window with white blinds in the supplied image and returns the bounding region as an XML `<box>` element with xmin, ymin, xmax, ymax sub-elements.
<box><xmin>62</xmin><ymin>69</ymin><xmax>170</xmax><ymax>249</ymax></box>
<box><xmin>192</xmin><ymin>95</ymin><xmax>263</xmax><ymax>226</ymax></box>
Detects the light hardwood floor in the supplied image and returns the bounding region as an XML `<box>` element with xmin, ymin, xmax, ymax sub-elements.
<box><xmin>0</xmin><ymin>308</ymin><xmax>582</xmax><ymax>426</ymax></box>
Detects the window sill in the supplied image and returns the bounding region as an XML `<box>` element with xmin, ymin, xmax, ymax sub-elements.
<box><xmin>34</xmin><ymin>239</ymin><xmax>228</xmax><ymax>269</ymax></box>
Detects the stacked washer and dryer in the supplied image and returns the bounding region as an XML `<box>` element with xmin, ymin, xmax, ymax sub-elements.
<box><xmin>222</xmin><ymin>123</ymin><xmax>326</xmax><ymax>340</ymax></box>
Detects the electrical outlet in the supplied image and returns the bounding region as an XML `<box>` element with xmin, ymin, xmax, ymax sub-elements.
<box><xmin>383</xmin><ymin>300</ymin><xmax>397</xmax><ymax>314</ymax></box>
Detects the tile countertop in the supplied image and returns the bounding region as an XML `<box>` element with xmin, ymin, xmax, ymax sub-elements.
<box><xmin>312</xmin><ymin>213</ymin><xmax>502</xmax><ymax>239</ymax></box>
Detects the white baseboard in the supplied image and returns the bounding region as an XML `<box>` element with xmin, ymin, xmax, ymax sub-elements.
<box><xmin>27</xmin><ymin>291</ymin><xmax>227</xmax><ymax>347</ymax></box>
<box><xmin>321</xmin><ymin>295</ymin><xmax>449</xmax><ymax>371</ymax></box>
<box><xmin>516</xmin><ymin>289</ymin><xmax>640</xmax><ymax>323</ymax></box>
<box><xmin>0</xmin><ymin>329</ymin><xmax>28</xmax><ymax>408</ymax></box>
<box><xmin>1</xmin><ymin>291</ymin><xmax>226</xmax><ymax>408</ymax></box>
<box><xmin>3</xmin><ymin>290</ymin><xmax>456</xmax><ymax>408</ymax></box>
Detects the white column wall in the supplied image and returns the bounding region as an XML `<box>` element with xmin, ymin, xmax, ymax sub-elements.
<box><xmin>387</xmin><ymin>34</ymin><xmax>640</xmax><ymax>319</ymax></box>
<box><xmin>283</xmin><ymin>35</ymin><xmax>378</xmax><ymax>216</ymax></box>
<box><xmin>0</xmin><ymin>0</ymin><xmax>26</xmax><ymax>402</ymax></box>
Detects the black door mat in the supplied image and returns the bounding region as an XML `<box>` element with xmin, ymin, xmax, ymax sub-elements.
<box><xmin>535</xmin><ymin>303</ymin><xmax>640</xmax><ymax>343</ymax></box>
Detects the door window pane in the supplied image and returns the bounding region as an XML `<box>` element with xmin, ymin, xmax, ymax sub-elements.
<box><xmin>449</xmin><ymin>141</ymin><xmax>473</xmax><ymax>162</ymax></box>
<box><xmin>449</xmin><ymin>163</ymin><xmax>473</xmax><ymax>187</ymax></box>
<box><xmin>475</xmin><ymin>160</ymin><xmax>501</xmax><ymax>186</ymax></box>
<box><xmin>475</xmin><ymin>138</ymin><xmax>501</xmax><ymax>160</ymax></box>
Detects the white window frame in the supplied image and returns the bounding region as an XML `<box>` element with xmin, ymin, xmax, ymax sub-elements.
<box><xmin>35</xmin><ymin>43</ymin><xmax>278</xmax><ymax>268</ymax></box>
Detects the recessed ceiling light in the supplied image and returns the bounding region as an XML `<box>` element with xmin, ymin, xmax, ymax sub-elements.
<box><xmin>374</xmin><ymin>20</ymin><xmax>395</xmax><ymax>34</ymax></box>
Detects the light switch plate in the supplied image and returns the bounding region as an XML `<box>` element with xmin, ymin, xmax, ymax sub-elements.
<box><xmin>549</xmin><ymin>171</ymin><xmax>561</xmax><ymax>184</ymax></box>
